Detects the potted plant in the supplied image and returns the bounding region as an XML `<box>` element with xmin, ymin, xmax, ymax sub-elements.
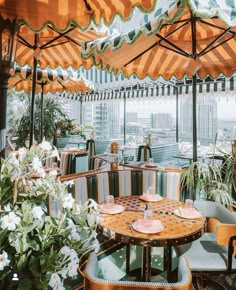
<box><xmin>0</xmin><ymin>141</ymin><xmax>99</xmax><ymax>289</ymax></box>
<box><xmin>180</xmin><ymin>154</ymin><xmax>236</xmax><ymax>210</ymax></box>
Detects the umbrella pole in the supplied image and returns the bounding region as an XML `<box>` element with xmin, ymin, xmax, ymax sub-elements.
<box><xmin>40</xmin><ymin>84</ymin><xmax>44</xmax><ymax>142</ymax></box>
<box><xmin>175</xmin><ymin>87</ymin><xmax>179</xmax><ymax>143</ymax></box>
<box><xmin>29</xmin><ymin>34</ymin><xmax>39</xmax><ymax>148</ymax></box>
<box><xmin>192</xmin><ymin>75</ymin><xmax>197</xmax><ymax>162</ymax></box>
<box><xmin>124</xmin><ymin>93</ymin><xmax>126</xmax><ymax>145</ymax></box>
<box><xmin>191</xmin><ymin>14</ymin><xmax>197</xmax><ymax>163</ymax></box>
<box><xmin>80</xmin><ymin>96</ymin><xmax>83</xmax><ymax>124</ymax></box>
<box><xmin>0</xmin><ymin>71</ymin><xmax>10</xmax><ymax>160</ymax></box>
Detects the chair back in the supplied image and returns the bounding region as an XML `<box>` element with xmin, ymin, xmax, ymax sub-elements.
<box><xmin>194</xmin><ymin>200</ymin><xmax>236</xmax><ymax>224</ymax></box>
<box><xmin>84</xmin><ymin>252</ymin><xmax>193</xmax><ymax>290</ymax></box>
<box><xmin>137</xmin><ymin>145</ymin><xmax>152</xmax><ymax>162</ymax></box>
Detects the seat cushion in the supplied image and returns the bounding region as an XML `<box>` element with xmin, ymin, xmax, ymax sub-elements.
<box><xmin>182</xmin><ymin>233</ymin><xmax>236</xmax><ymax>272</ymax></box>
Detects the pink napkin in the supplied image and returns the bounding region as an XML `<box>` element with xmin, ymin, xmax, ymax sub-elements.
<box><xmin>178</xmin><ymin>207</ymin><xmax>201</xmax><ymax>218</ymax></box>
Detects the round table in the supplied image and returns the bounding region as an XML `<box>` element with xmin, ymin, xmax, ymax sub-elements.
<box><xmin>98</xmin><ymin>195</ymin><xmax>206</xmax><ymax>281</ymax></box>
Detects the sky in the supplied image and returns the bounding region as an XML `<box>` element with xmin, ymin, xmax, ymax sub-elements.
<box><xmin>126</xmin><ymin>99</ymin><xmax>236</xmax><ymax>120</ymax></box>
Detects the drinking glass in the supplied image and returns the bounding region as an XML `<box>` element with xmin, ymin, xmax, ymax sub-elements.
<box><xmin>106</xmin><ymin>195</ymin><xmax>114</xmax><ymax>207</ymax></box>
<box><xmin>184</xmin><ymin>199</ymin><xmax>193</xmax><ymax>209</ymax></box>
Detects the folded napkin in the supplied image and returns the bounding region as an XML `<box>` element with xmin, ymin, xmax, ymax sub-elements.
<box><xmin>177</xmin><ymin>207</ymin><xmax>201</xmax><ymax>219</ymax></box>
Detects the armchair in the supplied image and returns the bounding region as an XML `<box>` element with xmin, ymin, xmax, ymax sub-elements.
<box><xmin>84</xmin><ymin>252</ymin><xmax>193</xmax><ymax>290</ymax></box>
<box><xmin>176</xmin><ymin>200</ymin><xmax>236</xmax><ymax>289</ymax></box>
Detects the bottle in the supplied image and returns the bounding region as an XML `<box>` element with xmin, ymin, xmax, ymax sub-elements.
<box><xmin>144</xmin><ymin>204</ymin><xmax>153</xmax><ymax>221</ymax></box>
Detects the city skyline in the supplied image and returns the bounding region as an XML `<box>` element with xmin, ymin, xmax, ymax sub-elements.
<box><xmin>126</xmin><ymin>98</ymin><xmax>236</xmax><ymax>120</ymax></box>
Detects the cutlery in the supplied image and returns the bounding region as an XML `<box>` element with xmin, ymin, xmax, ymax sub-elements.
<box><xmin>126</xmin><ymin>221</ymin><xmax>136</xmax><ymax>235</ymax></box>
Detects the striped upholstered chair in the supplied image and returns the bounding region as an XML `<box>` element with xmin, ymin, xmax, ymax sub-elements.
<box><xmin>84</xmin><ymin>252</ymin><xmax>193</xmax><ymax>290</ymax></box>
<box><xmin>137</xmin><ymin>145</ymin><xmax>152</xmax><ymax>162</ymax></box>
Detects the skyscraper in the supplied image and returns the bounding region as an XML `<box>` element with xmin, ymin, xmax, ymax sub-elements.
<box><xmin>180</xmin><ymin>95</ymin><xmax>218</xmax><ymax>145</ymax></box>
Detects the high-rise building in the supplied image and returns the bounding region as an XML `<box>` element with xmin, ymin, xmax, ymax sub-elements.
<box><xmin>151</xmin><ymin>113</ymin><xmax>173</xmax><ymax>129</ymax></box>
<box><xmin>180</xmin><ymin>95</ymin><xmax>217</xmax><ymax>145</ymax></box>
<box><xmin>82</xmin><ymin>102</ymin><xmax>120</xmax><ymax>140</ymax></box>
<box><xmin>198</xmin><ymin>97</ymin><xmax>218</xmax><ymax>145</ymax></box>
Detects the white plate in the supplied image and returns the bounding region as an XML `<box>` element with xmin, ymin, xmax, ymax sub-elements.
<box><xmin>132</xmin><ymin>219</ymin><xmax>164</xmax><ymax>234</ymax></box>
<box><xmin>173</xmin><ymin>208</ymin><xmax>202</xmax><ymax>219</ymax></box>
<box><xmin>100</xmin><ymin>204</ymin><xmax>125</xmax><ymax>215</ymax></box>
<box><xmin>140</xmin><ymin>194</ymin><xmax>163</xmax><ymax>202</ymax></box>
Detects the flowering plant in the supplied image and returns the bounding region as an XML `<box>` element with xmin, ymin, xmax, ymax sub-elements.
<box><xmin>0</xmin><ymin>141</ymin><xmax>99</xmax><ymax>290</ymax></box>
<box><xmin>55</xmin><ymin>119</ymin><xmax>93</xmax><ymax>139</ymax></box>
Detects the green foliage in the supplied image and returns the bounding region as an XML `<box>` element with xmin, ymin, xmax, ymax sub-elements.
<box><xmin>181</xmin><ymin>155</ymin><xmax>236</xmax><ymax>209</ymax></box>
<box><xmin>0</xmin><ymin>142</ymin><xmax>99</xmax><ymax>289</ymax></box>
<box><xmin>8</xmin><ymin>93</ymin><xmax>68</xmax><ymax>148</ymax></box>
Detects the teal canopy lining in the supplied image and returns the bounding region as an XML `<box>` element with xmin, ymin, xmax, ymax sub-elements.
<box><xmin>78</xmin><ymin>76</ymin><xmax>236</xmax><ymax>102</ymax></box>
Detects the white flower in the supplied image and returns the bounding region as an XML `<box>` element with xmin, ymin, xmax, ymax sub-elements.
<box><xmin>70</xmin><ymin>228</ymin><xmax>80</xmax><ymax>241</ymax></box>
<box><xmin>37</xmin><ymin>167</ymin><xmax>46</xmax><ymax>178</ymax></box>
<box><xmin>39</xmin><ymin>140</ymin><xmax>52</xmax><ymax>151</ymax></box>
<box><xmin>8</xmin><ymin>153</ymin><xmax>19</xmax><ymax>166</ymax></box>
<box><xmin>32</xmin><ymin>206</ymin><xmax>44</xmax><ymax>219</ymax></box>
<box><xmin>48</xmin><ymin>170</ymin><xmax>57</xmax><ymax>176</ymax></box>
<box><xmin>87</xmin><ymin>213</ymin><xmax>96</xmax><ymax>227</ymax></box>
<box><xmin>67</xmin><ymin>261</ymin><xmax>78</xmax><ymax>277</ymax></box>
<box><xmin>58</xmin><ymin>268</ymin><xmax>68</xmax><ymax>279</ymax></box>
<box><xmin>4</xmin><ymin>204</ymin><xmax>11</xmax><ymax>212</ymax></box>
<box><xmin>53</xmin><ymin>281</ymin><xmax>65</xmax><ymax>290</ymax></box>
<box><xmin>62</xmin><ymin>194</ymin><xmax>75</xmax><ymax>209</ymax></box>
<box><xmin>48</xmin><ymin>273</ymin><xmax>61</xmax><ymax>288</ymax></box>
<box><xmin>1</xmin><ymin>211</ymin><xmax>20</xmax><ymax>231</ymax></box>
<box><xmin>51</xmin><ymin>149</ymin><xmax>60</xmax><ymax>161</ymax></box>
<box><xmin>65</xmin><ymin>180</ymin><xmax>74</xmax><ymax>187</ymax></box>
<box><xmin>69</xmin><ymin>249</ymin><xmax>79</xmax><ymax>263</ymax></box>
<box><xmin>87</xmin><ymin>199</ymin><xmax>98</xmax><ymax>209</ymax></box>
<box><xmin>32</xmin><ymin>156</ymin><xmax>43</xmax><ymax>172</ymax></box>
<box><xmin>18</xmin><ymin>147</ymin><xmax>27</xmax><ymax>161</ymax></box>
<box><xmin>60</xmin><ymin>246</ymin><xmax>71</xmax><ymax>257</ymax></box>
<box><xmin>0</xmin><ymin>251</ymin><xmax>10</xmax><ymax>270</ymax></box>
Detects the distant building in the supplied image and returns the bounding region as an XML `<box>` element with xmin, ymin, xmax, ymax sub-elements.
<box><xmin>180</xmin><ymin>95</ymin><xmax>217</xmax><ymax>145</ymax></box>
<box><xmin>197</xmin><ymin>97</ymin><xmax>217</xmax><ymax>145</ymax></box>
<box><xmin>231</xmin><ymin>126</ymin><xmax>236</xmax><ymax>140</ymax></box>
<box><xmin>126</xmin><ymin>112</ymin><xmax>138</xmax><ymax>123</ymax></box>
<box><xmin>83</xmin><ymin>102</ymin><xmax>120</xmax><ymax>140</ymax></box>
<box><xmin>151</xmin><ymin>113</ymin><xmax>173</xmax><ymax>129</ymax></box>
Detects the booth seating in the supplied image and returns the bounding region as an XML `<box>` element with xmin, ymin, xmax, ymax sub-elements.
<box><xmin>66</xmin><ymin>168</ymin><xmax>184</xmax><ymax>205</ymax></box>
<box><xmin>59</xmin><ymin>150</ymin><xmax>88</xmax><ymax>175</ymax></box>
<box><xmin>53</xmin><ymin>168</ymin><xmax>184</xmax><ymax>216</ymax></box>
<box><xmin>56</xmin><ymin>168</ymin><xmax>185</xmax><ymax>285</ymax></box>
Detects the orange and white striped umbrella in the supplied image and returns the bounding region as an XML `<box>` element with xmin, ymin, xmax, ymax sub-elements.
<box><xmin>0</xmin><ymin>0</ymin><xmax>156</xmax><ymax>31</ymax></box>
<box><xmin>14</xmin><ymin>25</ymin><xmax>105</xmax><ymax>70</ymax></box>
<box><xmin>82</xmin><ymin>0</ymin><xmax>236</xmax><ymax>80</ymax></box>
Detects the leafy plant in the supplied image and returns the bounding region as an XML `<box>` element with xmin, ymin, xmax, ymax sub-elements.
<box><xmin>0</xmin><ymin>141</ymin><xmax>99</xmax><ymax>289</ymax></box>
<box><xmin>8</xmin><ymin>93</ymin><xmax>68</xmax><ymax>148</ymax></box>
<box><xmin>180</xmin><ymin>155</ymin><xmax>236</xmax><ymax>209</ymax></box>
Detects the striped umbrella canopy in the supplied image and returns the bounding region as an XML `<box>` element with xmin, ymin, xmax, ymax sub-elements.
<box><xmin>9</xmin><ymin>66</ymin><xmax>94</xmax><ymax>94</ymax></box>
<box><xmin>82</xmin><ymin>0</ymin><xmax>236</xmax><ymax>162</ymax></box>
<box><xmin>82</xmin><ymin>0</ymin><xmax>236</xmax><ymax>80</ymax></box>
<box><xmin>0</xmin><ymin>0</ymin><xmax>157</xmax><ymax>158</ymax></box>
<box><xmin>0</xmin><ymin>0</ymin><xmax>156</xmax><ymax>31</ymax></box>
<box><xmin>14</xmin><ymin>25</ymin><xmax>107</xmax><ymax>70</ymax></box>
